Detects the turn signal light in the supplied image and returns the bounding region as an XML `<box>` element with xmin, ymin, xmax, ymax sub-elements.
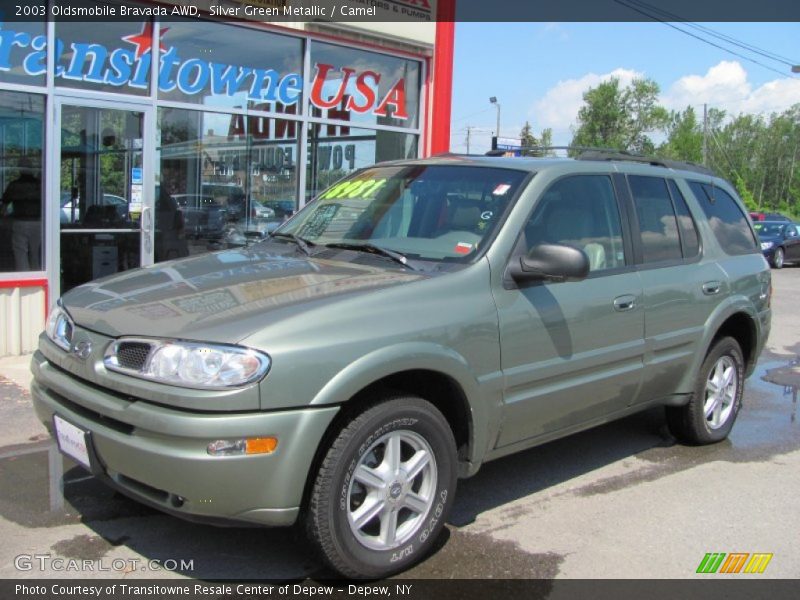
<box><xmin>207</xmin><ymin>437</ymin><xmax>278</xmax><ymax>456</ymax></box>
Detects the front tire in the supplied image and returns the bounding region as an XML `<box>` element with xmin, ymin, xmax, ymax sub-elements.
<box><xmin>666</xmin><ymin>337</ymin><xmax>744</xmax><ymax>444</ymax></box>
<box><xmin>307</xmin><ymin>396</ymin><xmax>457</xmax><ymax>578</ymax></box>
<box><xmin>771</xmin><ymin>247</ymin><xmax>785</xmax><ymax>269</ymax></box>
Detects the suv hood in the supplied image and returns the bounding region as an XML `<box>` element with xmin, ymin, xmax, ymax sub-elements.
<box><xmin>61</xmin><ymin>245</ymin><xmax>428</xmax><ymax>343</ymax></box>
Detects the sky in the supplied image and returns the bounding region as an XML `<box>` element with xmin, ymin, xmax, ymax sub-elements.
<box><xmin>449</xmin><ymin>22</ymin><xmax>800</xmax><ymax>154</ymax></box>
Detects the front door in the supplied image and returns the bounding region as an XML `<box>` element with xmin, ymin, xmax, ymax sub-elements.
<box><xmin>493</xmin><ymin>174</ymin><xmax>645</xmax><ymax>447</ymax></box>
<box><xmin>54</xmin><ymin>99</ymin><xmax>153</xmax><ymax>297</ymax></box>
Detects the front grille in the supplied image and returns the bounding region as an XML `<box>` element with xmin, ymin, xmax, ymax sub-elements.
<box><xmin>115</xmin><ymin>342</ymin><xmax>153</xmax><ymax>371</ymax></box>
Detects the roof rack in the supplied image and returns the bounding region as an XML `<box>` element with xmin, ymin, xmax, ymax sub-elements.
<box><xmin>575</xmin><ymin>150</ymin><xmax>715</xmax><ymax>176</ymax></box>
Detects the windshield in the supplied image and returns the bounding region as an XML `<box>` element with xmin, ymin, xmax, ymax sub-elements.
<box><xmin>276</xmin><ymin>165</ymin><xmax>528</xmax><ymax>262</ymax></box>
<box><xmin>754</xmin><ymin>222</ymin><xmax>786</xmax><ymax>236</ymax></box>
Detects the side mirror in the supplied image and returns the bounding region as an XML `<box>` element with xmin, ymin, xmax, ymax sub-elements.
<box><xmin>509</xmin><ymin>243</ymin><xmax>590</xmax><ymax>283</ymax></box>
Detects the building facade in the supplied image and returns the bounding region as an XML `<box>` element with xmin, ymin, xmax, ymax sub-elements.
<box><xmin>0</xmin><ymin>0</ymin><xmax>454</xmax><ymax>355</ymax></box>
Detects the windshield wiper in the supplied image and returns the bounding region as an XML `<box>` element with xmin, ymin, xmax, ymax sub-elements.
<box><xmin>324</xmin><ymin>242</ymin><xmax>419</xmax><ymax>271</ymax></box>
<box><xmin>270</xmin><ymin>232</ymin><xmax>314</xmax><ymax>256</ymax></box>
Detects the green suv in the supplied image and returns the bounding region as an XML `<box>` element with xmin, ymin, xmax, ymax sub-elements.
<box><xmin>32</xmin><ymin>154</ymin><xmax>771</xmax><ymax>578</ymax></box>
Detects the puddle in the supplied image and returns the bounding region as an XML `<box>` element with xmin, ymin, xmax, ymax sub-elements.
<box><xmin>51</xmin><ymin>533</ymin><xmax>129</xmax><ymax>560</ymax></box>
<box><xmin>398</xmin><ymin>528</ymin><xmax>563</xmax><ymax>580</ymax></box>
<box><xmin>573</xmin><ymin>352</ymin><xmax>800</xmax><ymax>496</ymax></box>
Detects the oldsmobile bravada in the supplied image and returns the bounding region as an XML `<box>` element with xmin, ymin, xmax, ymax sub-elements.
<box><xmin>32</xmin><ymin>154</ymin><xmax>771</xmax><ymax>578</ymax></box>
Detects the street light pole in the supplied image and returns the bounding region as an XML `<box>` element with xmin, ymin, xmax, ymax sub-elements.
<box><xmin>489</xmin><ymin>96</ymin><xmax>501</xmax><ymax>141</ymax></box>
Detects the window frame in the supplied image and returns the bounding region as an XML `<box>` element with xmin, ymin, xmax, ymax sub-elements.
<box><xmin>666</xmin><ymin>178</ymin><xmax>703</xmax><ymax>261</ymax></box>
<box><xmin>620</xmin><ymin>174</ymin><xmax>702</xmax><ymax>270</ymax></box>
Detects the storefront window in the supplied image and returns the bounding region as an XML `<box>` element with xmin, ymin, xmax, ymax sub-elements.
<box><xmin>54</xmin><ymin>9</ymin><xmax>151</xmax><ymax>96</ymax></box>
<box><xmin>0</xmin><ymin>19</ymin><xmax>46</xmax><ymax>87</ymax></box>
<box><xmin>157</xmin><ymin>19</ymin><xmax>303</xmax><ymax>113</ymax></box>
<box><xmin>306</xmin><ymin>125</ymin><xmax>417</xmax><ymax>201</ymax></box>
<box><xmin>157</xmin><ymin>107</ymin><xmax>299</xmax><ymax>259</ymax></box>
<box><xmin>0</xmin><ymin>90</ymin><xmax>44</xmax><ymax>272</ymax></box>
<box><xmin>309</xmin><ymin>42</ymin><xmax>421</xmax><ymax>130</ymax></box>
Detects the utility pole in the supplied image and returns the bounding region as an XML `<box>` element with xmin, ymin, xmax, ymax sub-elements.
<box><xmin>465</xmin><ymin>126</ymin><xmax>473</xmax><ymax>154</ymax></box>
<box><xmin>703</xmin><ymin>103</ymin><xmax>708</xmax><ymax>167</ymax></box>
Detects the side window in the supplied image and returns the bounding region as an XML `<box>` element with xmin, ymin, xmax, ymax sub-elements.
<box><xmin>522</xmin><ymin>175</ymin><xmax>625</xmax><ymax>272</ymax></box>
<box><xmin>628</xmin><ymin>176</ymin><xmax>682</xmax><ymax>263</ymax></box>
<box><xmin>688</xmin><ymin>182</ymin><xmax>758</xmax><ymax>255</ymax></box>
<box><xmin>787</xmin><ymin>225</ymin><xmax>798</xmax><ymax>238</ymax></box>
<box><xmin>668</xmin><ymin>180</ymin><xmax>700</xmax><ymax>258</ymax></box>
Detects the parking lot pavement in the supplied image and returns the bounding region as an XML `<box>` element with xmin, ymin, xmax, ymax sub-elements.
<box><xmin>0</xmin><ymin>269</ymin><xmax>798</xmax><ymax>579</ymax></box>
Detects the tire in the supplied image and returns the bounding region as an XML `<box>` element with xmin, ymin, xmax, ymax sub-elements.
<box><xmin>307</xmin><ymin>396</ymin><xmax>457</xmax><ymax>579</ymax></box>
<box><xmin>771</xmin><ymin>247</ymin><xmax>785</xmax><ymax>269</ymax></box>
<box><xmin>666</xmin><ymin>337</ymin><xmax>744</xmax><ymax>445</ymax></box>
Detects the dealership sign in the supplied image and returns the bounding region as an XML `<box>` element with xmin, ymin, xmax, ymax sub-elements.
<box><xmin>0</xmin><ymin>22</ymin><xmax>408</xmax><ymax>118</ymax></box>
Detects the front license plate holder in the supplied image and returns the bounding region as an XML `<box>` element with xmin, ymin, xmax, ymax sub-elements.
<box><xmin>53</xmin><ymin>414</ymin><xmax>92</xmax><ymax>471</ymax></box>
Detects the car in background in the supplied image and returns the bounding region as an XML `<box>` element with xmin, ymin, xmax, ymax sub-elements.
<box><xmin>753</xmin><ymin>220</ymin><xmax>800</xmax><ymax>268</ymax></box>
<box><xmin>172</xmin><ymin>194</ymin><xmax>226</xmax><ymax>240</ymax></box>
<box><xmin>750</xmin><ymin>211</ymin><xmax>791</xmax><ymax>222</ymax></box>
<box><xmin>61</xmin><ymin>192</ymin><xmax>130</xmax><ymax>226</ymax></box>
<box><xmin>202</xmin><ymin>183</ymin><xmax>246</xmax><ymax>222</ymax></box>
<box><xmin>262</xmin><ymin>199</ymin><xmax>295</xmax><ymax>219</ymax></box>
<box><xmin>250</xmin><ymin>199</ymin><xmax>276</xmax><ymax>221</ymax></box>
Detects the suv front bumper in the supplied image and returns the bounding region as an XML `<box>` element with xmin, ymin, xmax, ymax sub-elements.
<box><xmin>31</xmin><ymin>351</ymin><xmax>338</xmax><ymax>527</ymax></box>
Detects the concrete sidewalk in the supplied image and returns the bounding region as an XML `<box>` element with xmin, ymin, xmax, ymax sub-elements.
<box><xmin>0</xmin><ymin>353</ymin><xmax>33</xmax><ymax>391</ymax></box>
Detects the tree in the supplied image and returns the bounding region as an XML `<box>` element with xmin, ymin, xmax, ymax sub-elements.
<box><xmin>540</xmin><ymin>128</ymin><xmax>553</xmax><ymax>155</ymax></box>
<box><xmin>519</xmin><ymin>122</ymin><xmax>554</xmax><ymax>156</ymax></box>
<box><xmin>519</xmin><ymin>121</ymin><xmax>539</xmax><ymax>156</ymax></box>
<box><xmin>570</xmin><ymin>77</ymin><xmax>669</xmax><ymax>154</ymax></box>
<box><xmin>659</xmin><ymin>106</ymin><xmax>703</xmax><ymax>164</ymax></box>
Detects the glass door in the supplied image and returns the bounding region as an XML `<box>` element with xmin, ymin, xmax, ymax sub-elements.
<box><xmin>55</xmin><ymin>99</ymin><xmax>153</xmax><ymax>295</ymax></box>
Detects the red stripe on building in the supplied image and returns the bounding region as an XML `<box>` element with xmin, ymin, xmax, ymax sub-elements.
<box><xmin>430</xmin><ymin>0</ymin><xmax>456</xmax><ymax>155</ymax></box>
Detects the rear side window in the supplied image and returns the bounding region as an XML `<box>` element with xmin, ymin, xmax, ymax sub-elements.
<box><xmin>668</xmin><ymin>180</ymin><xmax>700</xmax><ymax>258</ymax></box>
<box><xmin>629</xmin><ymin>176</ymin><xmax>682</xmax><ymax>263</ymax></box>
<box><xmin>688</xmin><ymin>182</ymin><xmax>757</xmax><ymax>255</ymax></box>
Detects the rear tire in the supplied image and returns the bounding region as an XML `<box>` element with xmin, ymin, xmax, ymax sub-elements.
<box><xmin>307</xmin><ymin>396</ymin><xmax>457</xmax><ymax>579</ymax></box>
<box><xmin>666</xmin><ymin>337</ymin><xmax>744</xmax><ymax>445</ymax></box>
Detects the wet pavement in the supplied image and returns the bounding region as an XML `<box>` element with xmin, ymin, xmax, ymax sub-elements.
<box><xmin>1</xmin><ymin>273</ymin><xmax>799</xmax><ymax>579</ymax></box>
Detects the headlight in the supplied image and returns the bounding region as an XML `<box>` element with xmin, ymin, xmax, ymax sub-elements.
<box><xmin>761</xmin><ymin>241</ymin><xmax>775</xmax><ymax>250</ymax></box>
<box><xmin>104</xmin><ymin>339</ymin><xmax>270</xmax><ymax>389</ymax></box>
<box><xmin>45</xmin><ymin>304</ymin><xmax>73</xmax><ymax>351</ymax></box>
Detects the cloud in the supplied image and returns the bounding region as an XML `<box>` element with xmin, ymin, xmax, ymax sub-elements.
<box><xmin>662</xmin><ymin>61</ymin><xmax>749</xmax><ymax>110</ymax></box>
<box><xmin>662</xmin><ymin>61</ymin><xmax>800</xmax><ymax>115</ymax></box>
<box><xmin>531</xmin><ymin>68</ymin><xmax>642</xmax><ymax>133</ymax></box>
<box><xmin>540</xmin><ymin>22</ymin><xmax>570</xmax><ymax>42</ymax></box>
<box><xmin>527</xmin><ymin>61</ymin><xmax>800</xmax><ymax>147</ymax></box>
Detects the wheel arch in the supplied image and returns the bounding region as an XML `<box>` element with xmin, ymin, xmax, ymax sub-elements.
<box><xmin>299</xmin><ymin>344</ymin><xmax>492</xmax><ymax>517</ymax></box>
<box><xmin>677</xmin><ymin>302</ymin><xmax>761</xmax><ymax>394</ymax></box>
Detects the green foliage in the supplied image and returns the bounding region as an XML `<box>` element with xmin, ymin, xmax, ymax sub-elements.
<box><xmin>659</xmin><ymin>106</ymin><xmax>702</xmax><ymax>164</ymax></box>
<box><xmin>519</xmin><ymin>121</ymin><xmax>554</xmax><ymax>157</ymax></box>
<box><xmin>570</xmin><ymin>77</ymin><xmax>669</xmax><ymax>155</ymax></box>
<box><xmin>569</xmin><ymin>76</ymin><xmax>800</xmax><ymax>217</ymax></box>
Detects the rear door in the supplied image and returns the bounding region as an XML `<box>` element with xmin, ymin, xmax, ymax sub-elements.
<box><xmin>493</xmin><ymin>174</ymin><xmax>645</xmax><ymax>446</ymax></box>
<box><xmin>624</xmin><ymin>176</ymin><xmax>728</xmax><ymax>404</ymax></box>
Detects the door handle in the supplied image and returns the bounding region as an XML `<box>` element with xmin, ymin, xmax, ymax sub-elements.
<box><xmin>702</xmin><ymin>281</ymin><xmax>721</xmax><ymax>295</ymax></box>
<box><xmin>613</xmin><ymin>294</ymin><xmax>637</xmax><ymax>312</ymax></box>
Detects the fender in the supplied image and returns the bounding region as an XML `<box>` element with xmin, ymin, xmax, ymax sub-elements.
<box><xmin>309</xmin><ymin>341</ymin><xmax>501</xmax><ymax>471</ymax></box>
<box><xmin>674</xmin><ymin>294</ymin><xmax>762</xmax><ymax>395</ymax></box>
